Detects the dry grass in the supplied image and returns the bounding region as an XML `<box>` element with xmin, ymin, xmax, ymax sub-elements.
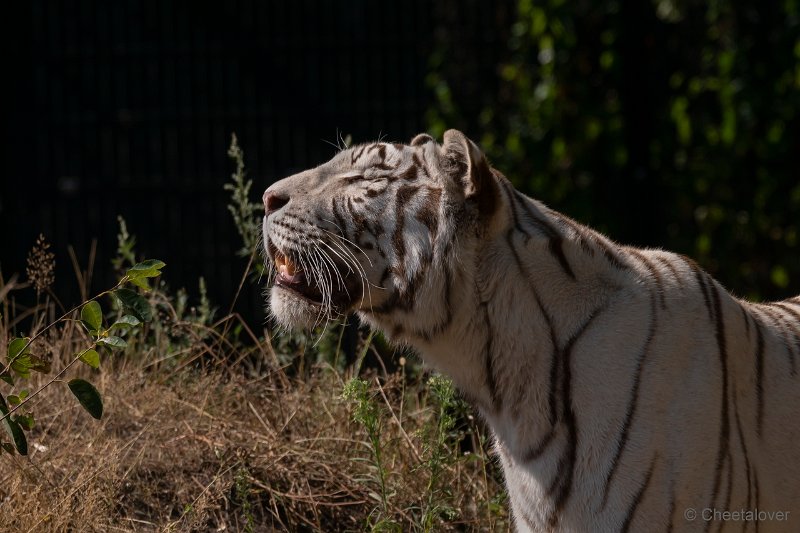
<box><xmin>0</xmin><ymin>316</ymin><xmax>508</xmax><ymax>532</ymax></box>
<box><xmin>2</xmin><ymin>142</ymin><xmax>508</xmax><ymax>531</ymax></box>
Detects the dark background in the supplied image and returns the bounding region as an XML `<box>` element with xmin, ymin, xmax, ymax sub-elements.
<box><xmin>1</xmin><ymin>0</ymin><xmax>443</xmax><ymax>320</ymax></box>
<box><xmin>2</xmin><ymin>0</ymin><xmax>798</xmax><ymax>325</ymax></box>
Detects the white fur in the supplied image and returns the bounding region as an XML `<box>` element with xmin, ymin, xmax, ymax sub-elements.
<box><xmin>263</xmin><ymin>131</ymin><xmax>800</xmax><ymax>532</ymax></box>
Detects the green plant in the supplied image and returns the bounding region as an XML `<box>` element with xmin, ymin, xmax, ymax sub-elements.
<box><xmin>418</xmin><ymin>375</ymin><xmax>460</xmax><ymax>530</ymax></box>
<box><xmin>342</xmin><ymin>377</ymin><xmax>400</xmax><ymax>532</ymax></box>
<box><xmin>225</xmin><ymin>133</ymin><xmax>265</xmax><ymax>279</ymax></box>
<box><xmin>427</xmin><ymin>0</ymin><xmax>800</xmax><ymax>301</ymax></box>
<box><xmin>111</xmin><ymin>215</ymin><xmax>137</xmax><ymax>272</ymax></box>
<box><xmin>0</xmin><ymin>259</ymin><xmax>165</xmax><ymax>455</ymax></box>
<box><xmin>234</xmin><ymin>465</ymin><xmax>256</xmax><ymax>533</ymax></box>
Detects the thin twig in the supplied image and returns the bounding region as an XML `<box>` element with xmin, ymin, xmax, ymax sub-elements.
<box><xmin>374</xmin><ymin>376</ymin><xmax>423</xmax><ymax>464</ymax></box>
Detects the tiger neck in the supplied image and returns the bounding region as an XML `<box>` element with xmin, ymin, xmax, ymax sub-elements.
<box><xmin>380</xmin><ymin>187</ymin><xmax>630</xmax><ymax>462</ymax></box>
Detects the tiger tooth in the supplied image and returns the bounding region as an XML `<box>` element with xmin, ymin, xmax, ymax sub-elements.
<box><xmin>275</xmin><ymin>253</ymin><xmax>297</xmax><ymax>278</ymax></box>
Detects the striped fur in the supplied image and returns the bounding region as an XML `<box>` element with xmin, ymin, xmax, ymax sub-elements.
<box><xmin>263</xmin><ymin>130</ymin><xmax>800</xmax><ymax>532</ymax></box>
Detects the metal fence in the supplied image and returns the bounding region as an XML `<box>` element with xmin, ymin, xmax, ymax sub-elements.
<box><xmin>1</xmin><ymin>1</ymin><xmax>454</xmax><ymax>320</ymax></box>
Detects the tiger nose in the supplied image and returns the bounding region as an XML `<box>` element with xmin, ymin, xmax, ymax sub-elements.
<box><xmin>263</xmin><ymin>190</ymin><xmax>290</xmax><ymax>216</ymax></box>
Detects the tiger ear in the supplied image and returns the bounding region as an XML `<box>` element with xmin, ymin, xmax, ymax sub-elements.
<box><xmin>441</xmin><ymin>129</ymin><xmax>498</xmax><ymax>217</ymax></box>
<box><xmin>410</xmin><ymin>133</ymin><xmax>435</xmax><ymax>146</ymax></box>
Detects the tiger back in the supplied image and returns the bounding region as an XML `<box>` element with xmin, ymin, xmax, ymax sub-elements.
<box><xmin>262</xmin><ymin>129</ymin><xmax>800</xmax><ymax>532</ymax></box>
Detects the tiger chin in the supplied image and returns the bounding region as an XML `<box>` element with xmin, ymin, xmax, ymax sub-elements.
<box><xmin>262</xmin><ymin>129</ymin><xmax>800</xmax><ymax>532</ymax></box>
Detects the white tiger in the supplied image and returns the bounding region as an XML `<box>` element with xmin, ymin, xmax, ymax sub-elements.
<box><xmin>262</xmin><ymin>129</ymin><xmax>800</xmax><ymax>532</ymax></box>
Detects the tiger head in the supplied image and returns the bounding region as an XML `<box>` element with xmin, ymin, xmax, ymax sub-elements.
<box><xmin>262</xmin><ymin>129</ymin><xmax>502</xmax><ymax>337</ymax></box>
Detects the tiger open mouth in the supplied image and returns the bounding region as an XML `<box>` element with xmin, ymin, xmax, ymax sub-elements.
<box><xmin>273</xmin><ymin>250</ymin><xmax>325</xmax><ymax>304</ymax></box>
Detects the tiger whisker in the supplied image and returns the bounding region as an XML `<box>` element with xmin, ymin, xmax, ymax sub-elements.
<box><xmin>318</xmin><ymin>237</ymin><xmax>375</xmax><ymax>308</ymax></box>
<box><xmin>314</xmin><ymin>241</ymin><xmax>349</xmax><ymax>293</ymax></box>
<box><xmin>321</xmin><ymin>226</ymin><xmax>374</xmax><ymax>267</ymax></box>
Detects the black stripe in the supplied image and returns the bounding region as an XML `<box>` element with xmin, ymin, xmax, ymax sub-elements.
<box><xmin>342</xmin><ymin>174</ymin><xmax>366</xmax><ymax>184</ymax></box>
<box><xmin>753</xmin><ymin>313</ymin><xmax>766</xmax><ymax>438</ymax></box>
<box><xmin>389</xmin><ymin>185</ymin><xmax>420</xmax><ymax>307</ymax></box>
<box><xmin>481</xmin><ymin>302</ymin><xmax>501</xmax><ymax>412</ymax></box>
<box><xmin>773</xmin><ymin>301</ymin><xmax>800</xmax><ymax>322</ymax></box>
<box><xmin>666</xmin><ymin>482</ymin><xmax>676</xmax><ymax>533</ymax></box>
<box><xmin>720</xmin><ymin>450</ymin><xmax>733</xmax><ymax>533</ymax></box>
<box><xmin>759</xmin><ymin>305</ymin><xmax>797</xmax><ymax>376</ymax></box>
<box><xmin>512</xmin><ymin>187</ymin><xmax>564</xmax><ymax>240</ymax></box>
<box><xmin>621</xmin><ymin>454</ymin><xmax>657</xmax><ymax>533</ymax></box>
<box><xmin>533</xmin><ymin>300</ymin><xmax>562</xmax><ymax>426</ymax></box>
<box><xmin>654</xmin><ymin>255</ymin><xmax>683</xmax><ymax>287</ymax></box>
<box><xmin>595</xmin><ymin>235</ymin><xmax>630</xmax><ymax>270</ymax></box>
<box><xmin>415</xmin><ymin>256</ymin><xmax>455</xmax><ymax>339</ymax></box>
<box><xmin>706</xmin><ymin>282</ymin><xmax>729</xmax><ymax>531</ymax></box>
<box><xmin>601</xmin><ymin>294</ymin><xmax>658</xmax><ymax>509</ymax></box>
<box><xmin>733</xmin><ymin>393</ymin><xmax>753</xmax><ymax>522</ymax></box>
<box><xmin>414</xmin><ymin>152</ymin><xmax>430</xmax><ymax>179</ymax></box>
<box><xmin>548</xmin><ymin>303</ymin><xmax>610</xmax><ymax>526</ymax></box>
<box><xmin>350</xmin><ymin>144</ymin><xmax>367</xmax><ymax>164</ymax></box>
<box><xmin>628</xmin><ymin>249</ymin><xmax>667</xmax><ymax>309</ymax></box>
<box><xmin>498</xmin><ymin>182</ymin><xmax>559</xmax><ymax>422</ymax></box>
<box><xmin>398</xmin><ymin>164</ymin><xmax>417</xmax><ymax>181</ymax></box>
<box><xmin>504</xmin><ymin>225</ymin><xmax>560</xmax><ymax>427</ymax></box>
<box><xmin>770</xmin><ymin>302</ymin><xmax>800</xmax><ymax>376</ymax></box>
<box><xmin>416</xmin><ymin>187</ymin><xmax>442</xmax><ymax>243</ymax></box>
<box><xmin>551</xmin><ymin>211</ymin><xmax>595</xmax><ymax>255</ymax></box>
<box><xmin>522</xmin><ymin>429</ymin><xmax>557</xmax><ymax>463</ymax></box>
<box><xmin>330</xmin><ymin>197</ymin><xmax>350</xmax><ymax>241</ymax></box>
<box><xmin>548</xmin><ymin>238</ymin><xmax>576</xmax><ymax>279</ymax></box>
<box><xmin>740</xmin><ymin>304</ymin><xmax>752</xmax><ymax>341</ymax></box>
<box><xmin>378</xmin><ymin>267</ymin><xmax>390</xmax><ymax>287</ymax></box>
<box><xmin>684</xmin><ymin>256</ymin><xmax>714</xmax><ymax>322</ymax></box>
<box><xmin>499</xmin><ymin>179</ymin><xmax>523</xmax><ymax>229</ymax></box>
<box><xmin>501</xmin><ymin>181</ymin><xmax>576</xmax><ymax>280</ymax></box>
<box><xmin>372</xmin><ymin>287</ymin><xmax>400</xmax><ymax>314</ymax></box>
<box><xmin>399</xmin><ymin>270</ymin><xmax>423</xmax><ymax>310</ymax></box>
<box><xmin>347</xmin><ymin>197</ymin><xmax>366</xmax><ymax>244</ymax></box>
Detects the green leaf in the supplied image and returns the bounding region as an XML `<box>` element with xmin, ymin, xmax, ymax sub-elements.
<box><xmin>0</xmin><ymin>395</ymin><xmax>28</xmax><ymax>455</ymax></box>
<box><xmin>0</xmin><ymin>372</ymin><xmax>12</xmax><ymax>386</ymax></box>
<box><xmin>11</xmin><ymin>356</ymin><xmax>45</xmax><ymax>375</ymax></box>
<box><xmin>128</xmin><ymin>276</ymin><xmax>151</xmax><ymax>291</ymax></box>
<box><xmin>128</xmin><ymin>259</ymin><xmax>165</xmax><ymax>274</ymax></box>
<box><xmin>114</xmin><ymin>288</ymin><xmax>152</xmax><ymax>322</ymax></box>
<box><xmin>80</xmin><ymin>301</ymin><xmax>103</xmax><ymax>331</ymax></box>
<box><xmin>125</xmin><ymin>260</ymin><xmax>165</xmax><ymax>286</ymax></box>
<box><xmin>8</xmin><ymin>337</ymin><xmax>31</xmax><ymax>360</ymax></box>
<box><xmin>7</xmin><ymin>395</ymin><xmax>20</xmax><ymax>407</ymax></box>
<box><xmin>1</xmin><ymin>442</ymin><xmax>14</xmax><ymax>454</ymax></box>
<box><xmin>97</xmin><ymin>336</ymin><xmax>127</xmax><ymax>349</ymax></box>
<box><xmin>13</xmin><ymin>414</ymin><xmax>34</xmax><ymax>431</ymax></box>
<box><xmin>68</xmin><ymin>379</ymin><xmax>103</xmax><ymax>420</ymax></box>
<box><xmin>79</xmin><ymin>348</ymin><xmax>100</xmax><ymax>369</ymax></box>
<box><xmin>111</xmin><ymin>315</ymin><xmax>141</xmax><ymax>330</ymax></box>
<box><xmin>10</xmin><ymin>356</ymin><xmax>31</xmax><ymax>378</ymax></box>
